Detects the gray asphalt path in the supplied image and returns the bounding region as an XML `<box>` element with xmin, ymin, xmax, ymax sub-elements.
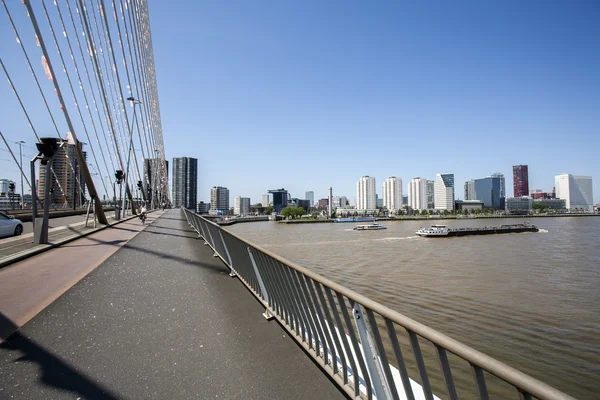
<box><xmin>0</xmin><ymin>209</ymin><xmax>347</xmax><ymax>399</ymax></box>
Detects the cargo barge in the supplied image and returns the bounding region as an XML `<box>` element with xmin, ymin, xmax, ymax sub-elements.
<box><xmin>416</xmin><ymin>224</ymin><xmax>539</xmax><ymax>237</ymax></box>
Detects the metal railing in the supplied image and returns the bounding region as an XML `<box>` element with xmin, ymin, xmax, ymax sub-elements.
<box><xmin>182</xmin><ymin>208</ymin><xmax>575</xmax><ymax>400</ymax></box>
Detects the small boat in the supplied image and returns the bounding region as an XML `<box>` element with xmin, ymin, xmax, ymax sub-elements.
<box><xmin>354</xmin><ymin>223</ymin><xmax>387</xmax><ymax>231</ymax></box>
<box><xmin>415</xmin><ymin>225</ymin><xmax>449</xmax><ymax>236</ymax></box>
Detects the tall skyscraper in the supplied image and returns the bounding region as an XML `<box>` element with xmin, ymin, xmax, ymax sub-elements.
<box><xmin>408</xmin><ymin>177</ymin><xmax>428</xmax><ymax>210</ymax></box>
<box><xmin>144</xmin><ymin>158</ymin><xmax>169</xmax><ymax>207</ymax></box>
<box><xmin>356</xmin><ymin>176</ymin><xmax>376</xmax><ymax>210</ymax></box>
<box><xmin>491</xmin><ymin>172</ymin><xmax>505</xmax><ymax>199</ymax></box>
<box><xmin>513</xmin><ymin>165</ymin><xmax>529</xmax><ymax>198</ymax></box>
<box><xmin>172</xmin><ymin>157</ymin><xmax>197</xmax><ymax>209</ymax></box>
<box><xmin>210</xmin><ymin>186</ymin><xmax>230</xmax><ymax>213</ymax></box>
<box><xmin>382</xmin><ymin>177</ymin><xmax>403</xmax><ymax>212</ymax></box>
<box><xmin>38</xmin><ymin>143</ymin><xmax>86</xmax><ymax>207</ymax></box>
<box><xmin>554</xmin><ymin>174</ymin><xmax>593</xmax><ymax>211</ymax></box>
<box><xmin>305</xmin><ymin>191</ymin><xmax>314</xmax><ymax>206</ymax></box>
<box><xmin>426</xmin><ymin>180</ymin><xmax>435</xmax><ymax>209</ymax></box>
<box><xmin>474</xmin><ymin>176</ymin><xmax>505</xmax><ymax>209</ymax></box>
<box><xmin>262</xmin><ymin>194</ymin><xmax>270</xmax><ymax>206</ymax></box>
<box><xmin>234</xmin><ymin>196</ymin><xmax>251</xmax><ymax>216</ymax></box>
<box><xmin>464</xmin><ymin>180</ymin><xmax>475</xmax><ymax>200</ymax></box>
<box><xmin>435</xmin><ymin>173</ymin><xmax>455</xmax><ymax>211</ymax></box>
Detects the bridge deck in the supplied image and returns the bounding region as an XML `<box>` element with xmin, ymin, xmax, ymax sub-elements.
<box><xmin>0</xmin><ymin>210</ymin><xmax>345</xmax><ymax>399</ymax></box>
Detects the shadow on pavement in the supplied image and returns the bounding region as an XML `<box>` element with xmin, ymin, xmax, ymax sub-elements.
<box><xmin>0</xmin><ymin>313</ymin><xmax>120</xmax><ymax>399</ymax></box>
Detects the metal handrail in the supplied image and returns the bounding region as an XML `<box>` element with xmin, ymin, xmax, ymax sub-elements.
<box><xmin>182</xmin><ymin>208</ymin><xmax>575</xmax><ymax>400</ymax></box>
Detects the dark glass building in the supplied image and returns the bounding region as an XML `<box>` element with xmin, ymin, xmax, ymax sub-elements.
<box><xmin>513</xmin><ymin>165</ymin><xmax>529</xmax><ymax>198</ymax></box>
<box><xmin>172</xmin><ymin>157</ymin><xmax>197</xmax><ymax>209</ymax></box>
<box><xmin>474</xmin><ymin>176</ymin><xmax>505</xmax><ymax>210</ymax></box>
<box><xmin>268</xmin><ymin>188</ymin><xmax>289</xmax><ymax>214</ymax></box>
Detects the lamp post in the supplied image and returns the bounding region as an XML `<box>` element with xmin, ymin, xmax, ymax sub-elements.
<box><xmin>32</xmin><ymin>137</ymin><xmax>61</xmax><ymax>244</ymax></box>
<box><xmin>121</xmin><ymin>96</ymin><xmax>141</xmax><ymax>217</ymax></box>
<box><xmin>154</xmin><ymin>149</ymin><xmax>160</xmax><ymax>210</ymax></box>
<box><xmin>15</xmin><ymin>141</ymin><xmax>25</xmax><ymax>209</ymax></box>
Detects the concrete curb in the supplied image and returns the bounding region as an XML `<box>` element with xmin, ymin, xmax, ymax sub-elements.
<box><xmin>0</xmin><ymin>212</ymin><xmax>154</xmax><ymax>269</ymax></box>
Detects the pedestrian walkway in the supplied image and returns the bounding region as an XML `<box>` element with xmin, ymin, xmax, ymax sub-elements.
<box><xmin>0</xmin><ymin>210</ymin><xmax>346</xmax><ymax>399</ymax></box>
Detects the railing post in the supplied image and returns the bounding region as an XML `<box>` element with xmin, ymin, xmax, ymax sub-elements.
<box><xmin>219</xmin><ymin>230</ymin><xmax>236</xmax><ymax>278</ymax></box>
<box><xmin>352</xmin><ymin>302</ymin><xmax>392</xmax><ymax>400</ymax></box>
<box><xmin>247</xmin><ymin>246</ymin><xmax>274</xmax><ymax>320</ymax></box>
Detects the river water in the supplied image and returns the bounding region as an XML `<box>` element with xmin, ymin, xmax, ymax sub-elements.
<box><xmin>226</xmin><ymin>217</ymin><xmax>600</xmax><ymax>399</ymax></box>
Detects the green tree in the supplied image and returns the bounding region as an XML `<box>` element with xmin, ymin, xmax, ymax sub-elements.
<box><xmin>254</xmin><ymin>203</ymin><xmax>263</xmax><ymax>208</ymax></box>
<box><xmin>281</xmin><ymin>205</ymin><xmax>305</xmax><ymax>219</ymax></box>
<box><xmin>420</xmin><ymin>209</ymin><xmax>428</xmax><ymax>216</ymax></box>
<box><xmin>264</xmin><ymin>206</ymin><xmax>274</xmax><ymax>215</ymax></box>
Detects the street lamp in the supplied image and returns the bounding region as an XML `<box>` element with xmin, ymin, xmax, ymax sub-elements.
<box><xmin>121</xmin><ymin>96</ymin><xmax>142</xmax><ymax>217</ymax></box>
<box><xmin>15</xmin><ymin>141</ymin><xmax>25</xmax><ymax>209</ymax></box>
<box><xmin>32</xmin><ymin>137</ymin><xmax>61</xmax><ymax>244</ymax></box>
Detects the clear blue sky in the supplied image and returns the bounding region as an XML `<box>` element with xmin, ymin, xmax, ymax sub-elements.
<box><xmin>2</xmin><ymin>1</ymin><xmax>598</xmax><ymax>205</ymax></box>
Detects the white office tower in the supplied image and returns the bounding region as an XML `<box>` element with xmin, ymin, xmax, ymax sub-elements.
<box><xmin>262</xmin><ymin>194</ymin><xmax>270</xmax><ymax>206</ymax></box>
<box><xmin>555</xmin><ymin>174</ymin><xmax>593</xmax><ymax>211</ymax></box>
<box><xmin>356</xmin><ymin>176</ymin><xmax>376</xmax><ymax>211</ymax></box>
<box><xmin>408</xmin><ymin>178</ymin><xmax>428</xmax><ymax>210</ymax></box>
<box><xmin>382</xmin><ymin>177</ymin><xmax>403</xmax><ymax>212</ymax></box>
<box><xmin>435</xmin><ymin>173</ymin><xmax>455</xmax><ymax>211</ymax></box>
<box><xmin>305</xmin><ymin>191</ymin><xmax>314</xmax><ymax>206</ymax></box>
<box><xmin>234</xmin><ymin>196</ymin><xmax>251</xmax><ymax>216</ymax></box>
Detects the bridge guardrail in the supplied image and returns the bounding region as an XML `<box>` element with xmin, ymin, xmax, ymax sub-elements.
<box><xmin>182</xmin><ymin>208</ymin><xmax>574</xmax><ymax>400</ymax></box>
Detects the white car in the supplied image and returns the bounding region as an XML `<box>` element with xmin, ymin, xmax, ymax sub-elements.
<box><xmin>0</xmin><ymin>211</ymin><xmax>23</xmax><ymax>238</ymax></box>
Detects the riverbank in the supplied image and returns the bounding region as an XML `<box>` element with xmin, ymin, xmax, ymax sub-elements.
<box><xmin>278</xmin><ymin>213</ymin><xmax>600</xmax><ymax>224</ymax></box>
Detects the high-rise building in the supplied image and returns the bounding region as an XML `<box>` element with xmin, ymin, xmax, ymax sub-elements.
<box><xmin>268</xmin><ymin>188</ymin><xmax>289</xmax><ymax>213</ymax></box>
<box><xmin>382</xmin><ymin>177</ymin><xmax>403</xmax><ymax>212</ymax></box>
<box><xmin>356</xmin><ymin>176</ymin><xmax>376</xmax><ymax>210</ymax></box>
<box><xmin>262</xmin><ymin>194</ymin><xmax>270</xmax><ymax>206</ymax></box>
<box><xmin>144</xmin><ymin>158</ymin><xmax>169</xmax><ymax>207</ymax></box>
<box><xmin>474</xmin><ymin>176</ymin><xmax>505</xmax><ymax>209</ymax></box>
<box><xmin>426</xmin><ymin>180</ymin><xmax>435</xmax><ymax>209</ymax></box>
<box><xmin>38</xmin><ymin>143</ymin><xmax>86</xmax><ymax>207</ymax></box>
<box><xmin>197</xmin><ymin>201</ymin><xmax>210</xmax><ymax>214</ymax></box>
<box><xmin>491</xmin><ymin>173</ymin><xmax>505</xmax><ymax>199</ymax></box>
<box><xmin>554</xmin><ymin>174</ymin><xmax>593</xmax><ymax>211</ymax></box>
<box><xmin>234</xmin><ymin>196</ymin><xmax>251</xmax><ymax>216</ymax></box>
<box><xmin>305</xmin><ymin>191</ymin><xmax>314</xmax><ymax>206</ymax></box>
<box><xmin>464</xmin><ymin>180</ymin><xmax>475</xmax><ymax>200</ymax></box>
<box><xmin>172</xmin><ymin>157</ymin><xmax>197</xmax><ymax>209</ymax></box>
<box><xmin>210</xmin><ymin>186</ymin><xmax>230</xmax><ymax>213</ymax></box>
<box><xmin>434</xmin><ymin>173</ymin><xmax>455</xmax><ymax>211</ymax></box>
<box><xmin>408</xmin><ymin>177</ymin><xmax>428</xmax><ymax>210</ymax></box>
<box><xmin>513</xmin><ymin>165</ymin><xmax>529</xmax><ymax>198</ymax></box>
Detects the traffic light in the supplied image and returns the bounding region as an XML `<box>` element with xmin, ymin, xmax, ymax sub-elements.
<box><xmin>115</xmin><ymin>170</ymin><xmax>123</xmax><ymax>184</ymax></box>
<box><xmin>8</xmin><ymin>183</ymin><xmax>15</xmax><ymax>193</ymax></box>
<box><xmin>137</xmin><ymin>180</ymin><xmax>143</xmax><ymax>190</ymax></box>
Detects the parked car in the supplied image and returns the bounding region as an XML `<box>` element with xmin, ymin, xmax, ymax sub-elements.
<box><xmin>0</xmin><ymin>211</ymin><xmax>23</xmax><ymax>238</ymax></box>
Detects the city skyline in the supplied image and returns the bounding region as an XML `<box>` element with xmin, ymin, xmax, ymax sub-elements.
<box><xmin>2</xmin><ymin>2</ymin><xmax>599</xmax><ymax>207</ymax></box>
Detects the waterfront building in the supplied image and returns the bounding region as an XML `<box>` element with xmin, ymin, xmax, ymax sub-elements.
<box><xmin>554</xmin><ymin>174</ymin><xmax>593</xmax><ymax>211</ymax></box>
<box><xmin>434</xmin><ymin>173</ymin><xmax>455</xmax><ymax>211</ymax></box>
<box><xmin>38</xmin><ymin>143</ymin><xmax>86</xmax><ymax>207</ymax></box>
<box><xmin>234</xmin><ymin>196</ymin><xmax>251</xmax><ymax>216</ymax></box>
<box><xmin>455</xmin><ymin>200</ymin><xmax>484</xmax><ymax>211</ymax></box>
<box><xmin>262</xmin><ymin>194</ymin><xmax>270</xmax><ymax>207</ymax></box>
<box><xmin>464</xmin><ymin>180</ymin><xmax>475</xmax><ymax>200</ymax></box>
<box><xmin>331</xmin><ymin>196</ymin><xmax>349</xmax><ymax>208</ymax></box>
<box><xmin>290</xmin><ymin>198</ymin><xmax>310</xmax><ymax>213</ymax></box>
<box><xmin>474</xmin><ymin>176</ymin><xmax>505</xmax><ymax>210</ymax></box>
<box><xmin>382</xmin><ymin>177</ymin><xmax>402</xmax><ymax>212</ymax></box>
<box><xmin>197</xmin><ymin>201</ymin><xmax>210</xmax><ymax>214</ymax></box>
<box><xmin>210</xmin><ymin>186</ymin><xmax>229</xmax><ymax>214</ymax></box>
<box><xmin>426</xmin><ymin>180</ymin><xmax>434</xmax><ymax>209</ymax></box>
<box><xmin>530</xmin><ymin>189</ymin><xmax>555</xmax><ymax>199</ymax></box>
<box><xmin>402</xmin><ymin>195</ymin><xmax>408</xmax><ymax>205</ymax></box>
<box><xmin>317</xmin><ymin>198</ymin><xmax>329</xmax><ymax>208</ymax></box>
<box><xmin>305</xmin><ymin>191</ymin><xmax>314</xmax><ymax>206</ymax></box>
<box><xmin>507</xmin><ymin>197</ymin><xmax>533</xmax><ymax>214</ymax></box>
<box><xmin>513</xmin><ymin>165</ymin><xmax>529</xmax><ymax>198</ymax></box>
<box><xmin>376</xmin><ymin>195</ymin><xmax>383</xmax><ymax>208</ymax></box>
<box><xmin>268</xmin><ymin>188</ymin><xmax>289</xmax><ymax>214</ymax></box>
<box><xmin>172</xmin><ymin>157</ymin><xmax>197</xmax><ymax>209</ymax></box>
<box><xmin>144</xmin><ymin>158</ymin><xmax>169</xmax><ymax>207</ymax></box>
<box><xmin>534</xmin><ymin>198</ymin><xmax>566</xmax><ymax>210</ymax></box>
<box><xmin>408</xmin><ymin>177</ymin><xmax>428</xmax><ymax>211</ymax></box>
<box><xmin>491</xmin><ymin>173</ymin><xmax>506</xmax><ymax>199</ymax></box>
<box><xmin>356</xmin><ymin>176</ymin><xmax>376</xmax><ymax>211</ymax></box>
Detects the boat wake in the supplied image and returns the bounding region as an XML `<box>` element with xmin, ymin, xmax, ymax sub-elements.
<box><xmin>538</xmin><ymin>229</ymin><xmax>549</xmax><ymax>233</ymax></box>
<box><xmin>376</xmin><ymin>236</ymin><xmax>419</xmax><ymax>241</ymax></box>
